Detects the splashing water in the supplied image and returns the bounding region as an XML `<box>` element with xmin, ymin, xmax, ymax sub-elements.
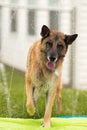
<box><xmin>72</xmin><ymin>91</ymin><xmax>79</xmax><ymax>115</ymax></box>
<box><xmin>0</xmin><ymin>63</ymin><xmax>12</xmax><ymax>117</ymax></box>
<box><xmin>9</xmin><ymin>67</ymin><xmax>14</xmax><ymax>93</ymax></box>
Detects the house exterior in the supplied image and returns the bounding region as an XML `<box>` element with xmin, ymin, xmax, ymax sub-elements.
<box><xmin>0</xmin><ymin>0</ymin><xmax>87</xmax><ymax>89</ymax></box>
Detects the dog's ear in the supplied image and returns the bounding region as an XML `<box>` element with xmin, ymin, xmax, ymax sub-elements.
<box><xmin>40</xmin><ymin>25</ymin><xmax>50</xmax><ymax>39</ymax></box>
<box><xmin>65</xmin><ymin>34</ymin><xmax>78</xmax><ymax>45</ymax></box>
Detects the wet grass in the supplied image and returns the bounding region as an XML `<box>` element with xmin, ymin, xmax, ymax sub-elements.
<box><xmin>0</xmin><ymin>65</ymin><xmax>87</xmax><ymax>118</ymax></box>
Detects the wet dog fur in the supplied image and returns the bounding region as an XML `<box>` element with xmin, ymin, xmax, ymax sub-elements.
<box><xmin>25</xmin><ymin>25</ymin><xmax>78</xmax><ymax>128</ymax></box>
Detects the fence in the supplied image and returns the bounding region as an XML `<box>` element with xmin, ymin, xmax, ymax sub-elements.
<box><xmin>0</xmin><ymin>1</ymin><xmax>87</xmax><ymax>89</ymax></box>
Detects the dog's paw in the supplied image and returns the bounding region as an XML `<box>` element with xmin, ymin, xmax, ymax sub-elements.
<box><xmin>26</xmin><ymin>103</ymin><xmax>35</xmax><ymax>116</ymax></box>
<box><xmin>43</xmin><ymin>122</ymin><xmax>50</xmax><ymax>128</ymax></box>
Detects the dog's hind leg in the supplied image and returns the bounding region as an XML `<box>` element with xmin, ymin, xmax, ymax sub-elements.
<box><xmin>56</xmin><ymin>88</ymin><xmax>62</xmax><ymax>111</ymax></box>
<box><xmin>56</xmin><ymin>79</ymin><xmax>62</xmax><ymax>111</ymax></box>
<box><xmin>33</xmin><ymin>88</ymin><xmax>40</xmax><ymax>105</ymax></box>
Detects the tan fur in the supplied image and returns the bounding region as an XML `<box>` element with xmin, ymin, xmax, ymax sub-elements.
<box><xmin>25</xmin><ymin>25</ymin><xmax>78</xmax><ymax>128</ymax></box>
<box><xmin>25</xmin><ymin>40</ymin><xmax>63</xmax><ymax>127</ymax></box>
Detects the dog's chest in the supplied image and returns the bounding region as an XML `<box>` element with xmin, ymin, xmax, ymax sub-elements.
<box><xmin>32</xmin><ymin>71</ymin><xmax>58</xmax><ymax>94</ymax></box>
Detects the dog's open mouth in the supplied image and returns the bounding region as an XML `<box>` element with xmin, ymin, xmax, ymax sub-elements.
<box><xmin>46</xmin><ymin>61</ymin><xmax>55</xmax><ymax>71</ymax></box>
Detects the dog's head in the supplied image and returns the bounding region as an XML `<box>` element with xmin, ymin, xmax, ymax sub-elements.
<box><xmin>40</xmin><ymin>25</ymin><xmax>78</xmax><ymax>71</ymax></box>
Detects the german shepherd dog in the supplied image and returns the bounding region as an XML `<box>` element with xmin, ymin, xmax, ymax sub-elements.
<box><xmin>25</xmin><ymin>25</ymin><xmax>78</xmax><ymax>128</ymax></box>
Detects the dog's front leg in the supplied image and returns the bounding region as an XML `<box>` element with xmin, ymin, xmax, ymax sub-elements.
<box><xmin>43</xmin><ymin>89</ymin><xmax>56</xmax><ymax>128</ymax></box>
<box><xmin>25</xmin><ymin>75</ymin><xmax>35</xmax><ymax>116</ymax></box>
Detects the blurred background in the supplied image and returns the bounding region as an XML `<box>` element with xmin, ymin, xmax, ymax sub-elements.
<box><xmin>0</xmin><ymin>0</ymin><xmax>87</xmax><ymax>118</ymax></box>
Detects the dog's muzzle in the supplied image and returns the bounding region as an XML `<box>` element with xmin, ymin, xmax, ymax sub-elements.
<box><xmin>47</xmin><ymin>56</ymin><xmax>57</xmax><ymax>62</ymax></box>
<box><xmin>46</xmin><ymin>56</ymin><xmax>58</xmax><ymax>71</ymax></box>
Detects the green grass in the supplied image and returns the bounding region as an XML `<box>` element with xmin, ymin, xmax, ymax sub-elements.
<box><xmin>0</xmin><ymin>65</ymin><xmax>87</xmax><ymax>119</ymax></box>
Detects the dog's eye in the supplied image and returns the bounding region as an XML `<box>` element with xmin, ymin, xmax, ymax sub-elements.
<box><xmin>46</xmin><ymin>41</ymin><xmax>53</xmax><ymax>48</ymax></box>
<box><xmin>57</xmin><ymin>44</ymin><xmax>63</xmax><ymax>50</ymax></box>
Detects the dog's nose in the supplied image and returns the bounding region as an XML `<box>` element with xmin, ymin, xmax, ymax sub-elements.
<box><xmin>49</xmin><ymin>56</ymin><xmax>57</xmax><ymax>62</ymax></box>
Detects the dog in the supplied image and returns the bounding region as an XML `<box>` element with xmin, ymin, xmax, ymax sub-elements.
<box><xmin>25</xmin><ymin>25</ymin><xmax>78</xmax><ymax>128</ymax></box>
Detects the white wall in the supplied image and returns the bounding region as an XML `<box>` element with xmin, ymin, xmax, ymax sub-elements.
<box><xmin>1</xmin><ymin>0</ymin><xmax>87</xmax><ymax>89</ymax></box>
<box><xmin>73</xmin><ymin>2</ymin><xmax>87</xmax><ymax>89</ymax></box>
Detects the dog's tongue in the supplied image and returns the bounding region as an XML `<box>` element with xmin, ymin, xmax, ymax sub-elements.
<box><xmin>46</xmin><ymin>61</ymin><xmax>55</xmax><ymax>71</ymax></box>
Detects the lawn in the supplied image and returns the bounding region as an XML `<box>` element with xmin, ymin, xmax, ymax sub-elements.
<box><xmin>0</xmin><ymin>65</ymin><xmax>87</xmax><ymax>119</ymax></box>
